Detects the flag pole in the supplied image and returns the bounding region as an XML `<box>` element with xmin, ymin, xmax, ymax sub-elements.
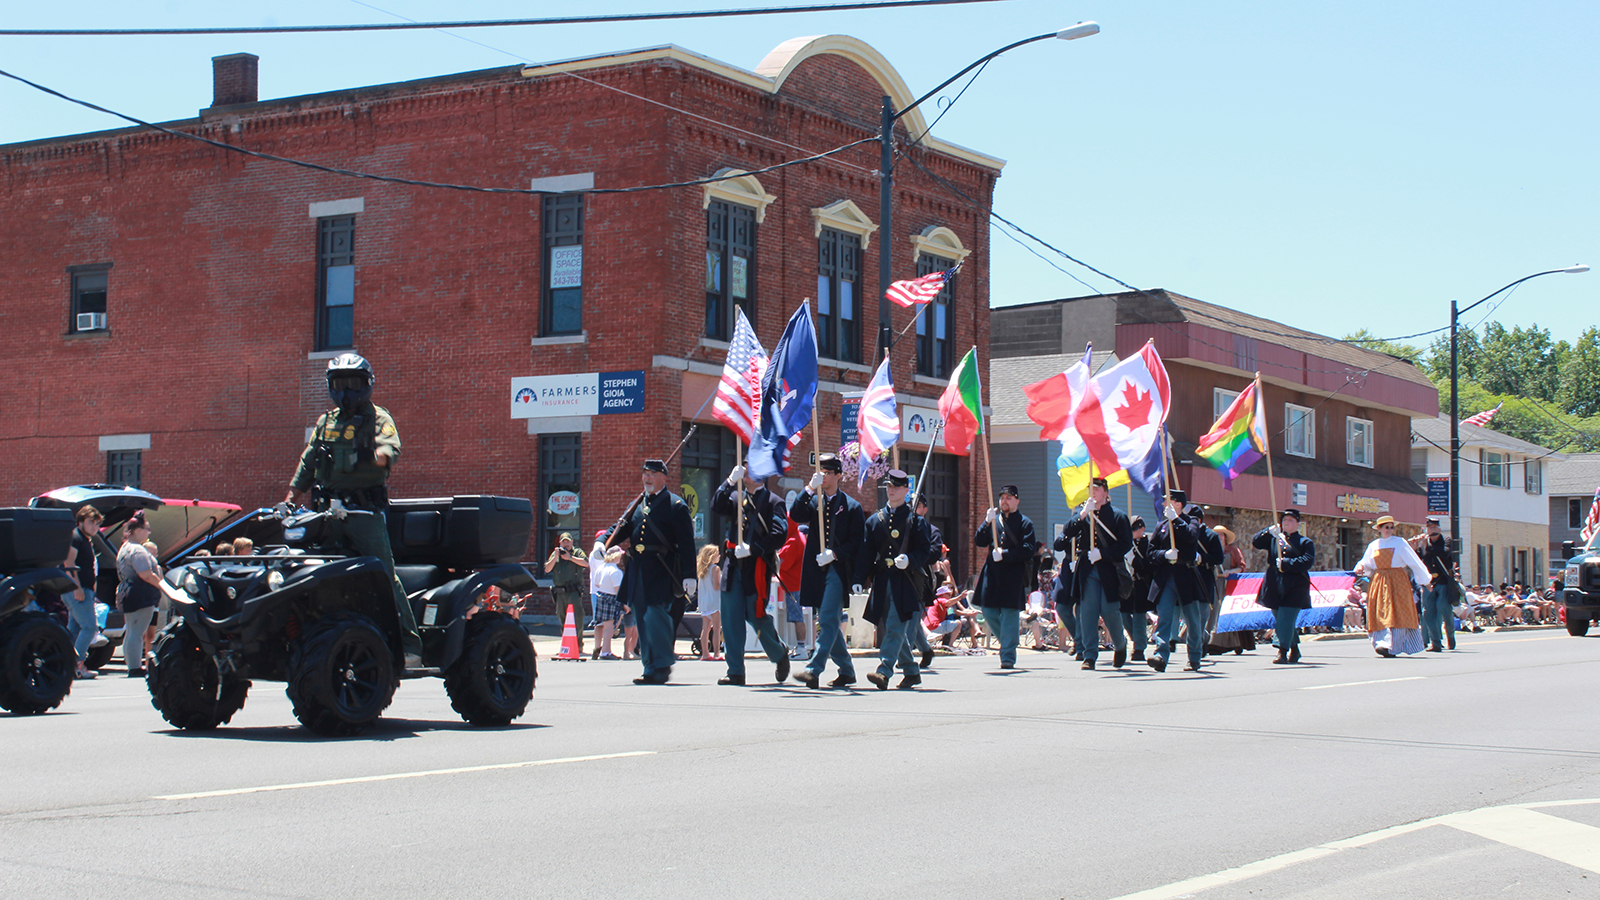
<box><xmin>1257</xmin><ymin>373</ymin><xmax>1283</xmax><ymax>565</ymax></box>
<box><xmin>806</xmin><ymin>298</ymin><xmax>825</xmax><ymax>557</ymax></box>
<box><xmin>736</xmin><ymin>434</ymin><xmax>745</xmax><ymax>547</ymax></box>
<box><xmin>1161</xmin><ymin>426</ymin><xmax>1174</xmax><ymax>550</ymax></box>
<box><xmin>1086</xmin><ymin>456</ymin><xmax>1096</xmax><ymax>550</ymax></box>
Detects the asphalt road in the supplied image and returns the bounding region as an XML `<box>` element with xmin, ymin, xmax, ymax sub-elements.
<box><xmin>3</xmin><ymin>628</ymin><xmax>1598</xmax><ymax>899</ymax></box>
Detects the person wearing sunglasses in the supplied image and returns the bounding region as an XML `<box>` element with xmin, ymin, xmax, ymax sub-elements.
<box><xmin>1352</xmin><ymin>516</ymin><xmax>1430</xmax><ymax>657</ymax></box>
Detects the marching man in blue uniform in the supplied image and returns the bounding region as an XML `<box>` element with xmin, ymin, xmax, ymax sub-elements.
<box><xmin>1253</xmin><ymin>508</ymin><xmax>1316</xmax><ymax>664</ymax></box>
<box><xmin>711</xmin><ymin>463</ymin><xmax>790</xmax><ymax>686</ymax></box>
<box><xmin>1059</xmin><ymin>477</ymin><xmax>1134</xmax><ymax>671</ymax></box>
<box><xmin>854</xmin><ymin>470</ymin><xmax>932</xmax><ymax>690</ymax></box>
<box><xmin>1147</xmin><ymin>490</ymin><xmax>1207</xmax><ymax>672</ymax></box>
<box><xmin>974</xmin><ymin>484</ymin><xmax>1039</xmax><ymax>670</ymax></box>
<box><xmin>790</xmin><ymin>453</ymin><xmax>865</xmax><ymax>689</ymax></box>
<box><xmin>612</xmin><ymin>459</ymin><xmax>697</xmax><ymax>685</ymax></box>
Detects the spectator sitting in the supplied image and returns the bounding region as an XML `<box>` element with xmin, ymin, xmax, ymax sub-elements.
<box><xmin>1344</xmin><ymin>582</ymin><xmax>1367</xmax><ymax>631</ymax></box>
<box><xmin>1021</xmin><ymin>578</ymin><xmax>1057</xmax><ymax>650</ymax></box>
<box><xmin>231</xmin><ymin>537</ymin><xmax>255</xmax><ymax>556</ymax></box>
<box><xmin>215</xmin><ymin>541</ymin><xmax>236</xmax><ymax>556</ymax></box>
<box><xmin>1493</xmin><ymin>583</ymin><xmax>1523</xmax><ymax>625</ymax></box>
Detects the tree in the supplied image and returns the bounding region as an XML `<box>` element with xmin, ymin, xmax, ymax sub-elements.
<box><xmin>1559</xmin><ymin>327</ymin><xmax>1600</xmax><ymax>418</ymax></box>
<box><xmin>1476</xmin><ymin>322</ymin><xmax>1561</xmax><ymax>401</ymax></box>
<box><xmin>1344</xmin><ymin>329</ymin><xmax>1423</xmax><ymax>364</ymax></box>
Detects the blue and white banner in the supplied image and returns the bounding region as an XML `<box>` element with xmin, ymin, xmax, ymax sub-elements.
<box><xmin>1215</xmin><ymin>572</ymin><xmax>1357</xmax><ymax>633</ymax></box>
<box><xmin>510</xmin><ymin>370</ymin><xmax>644</xmax><ymax>418</ymax></box>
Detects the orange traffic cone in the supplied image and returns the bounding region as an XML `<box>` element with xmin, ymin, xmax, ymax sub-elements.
<box><xmin>556</xmin><ymin>604</ymin><xmax>582</xmax><ymax>660</ymax></box>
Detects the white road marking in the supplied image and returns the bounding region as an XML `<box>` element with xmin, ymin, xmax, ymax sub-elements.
<box><xmin>1442</xmin><ymin>806</ymin><xmax>1600</xmax><ymax>874</ymax></box>
<box><xmin>1300</xmin><ymin>676</ymin><xmax>1425</xmax><ymax>691</ymax></box>
<box><xmin>1105</xmin><ymin>799</ymin><xmax>1600</xmax><ymax>900</ymax></box>
<box><xmin>153</xmin><ymin>750</ymin><xmax>655</xmax><ymax>800</ymax></box>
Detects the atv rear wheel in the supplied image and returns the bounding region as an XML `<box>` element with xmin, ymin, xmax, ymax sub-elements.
<box><xmin>147</xmin><ymin>623</ymin><xmax>250</xmax><ymax>730</ymax></box>
<box><xmin>0</xmin><ymin>611</ymin><xmax>75</xmax><ymax>715</ymax></box>
<box><xmin>1567</xmin><ymin>616</ymin><xmax>1590</xmax><ymax>637</ymax></box>
<box><xmin>287</xmin><ymin>614</ymin><xmax>396</xmax><ymax>736</ymax></box>
<box><xmin>445</xmin><ymin>612</ymin><xmax>536</xmax><ymax>726</ymax></box>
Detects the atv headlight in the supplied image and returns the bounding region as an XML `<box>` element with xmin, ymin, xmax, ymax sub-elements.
<box><xmin>182</xmin><ymin>571</ymin><xmax>200</xmax><ymax>595</ymax></box>
<box><xmin>267</xmin><ymin>570</ymin><xmax>285</xmax><ymax>590</ymax></box>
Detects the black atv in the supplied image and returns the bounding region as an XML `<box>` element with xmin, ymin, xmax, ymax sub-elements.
<box><xmin>0</xmin><ymin>507</ymin><xmax>79</xmax><ymax>714</ymax></box>
<box><xmin>150</xmin><ymin>495</ymin><xmax>539</xmax><ymax>736</ymax></box>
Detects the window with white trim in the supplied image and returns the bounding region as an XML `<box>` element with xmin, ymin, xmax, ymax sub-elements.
<box><xmin>1285</xmin><ymin>404</ymin><xmax>1314</xmax><ymax>458</ymax></box>
<box><xmin>1524</xmin><ymin>458</ymin><xmax>1542</xmax><ymax>495</ymax></box>
<box><xmin>1346</xmin><ymin>417</ymin><xmax>1373</xmax><ymax>468</ymax></box>
<box><xmin>1481</xmin><ymin>449</ymin><xmax>1509</xmax><ymax>488</ymax></box>
<box><xmin>1213</xmin><ymin>388</ymin><xmax>1240</xmax><ymax>424</ymax></box>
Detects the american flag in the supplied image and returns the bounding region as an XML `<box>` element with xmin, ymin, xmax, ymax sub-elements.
<box><xmin>885</xmin><ymin>264</ymin><xmax>959</xmax><ymax>308</ymax></box>
<box><xmin>855</xmin><ymin>358</ymin><xmax>898</xmax><ymax>486</ymax></box>
<box><xmin>1582</xmin><ymin>484</ymin><xmax>1600</xmax><ymax>544</ymax></box>
<box><xmin>1463</xmin><ymin>402</ymin><xmax>1502</xmax><ymax>428</ymax></box>
<box><xmin>712</xmin><ymin>308</ymin><xmax>767</xmax><ymax>445</ymax></box>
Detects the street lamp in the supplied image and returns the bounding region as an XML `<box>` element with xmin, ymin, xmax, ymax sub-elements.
<box><xmin>876</xmin><ymin>22</ymin><xmax>1101</xmax><ymax>363</ymax></box>
<box><xmin>1448</xmin><ymin>263</ymin><xmax>1588</xmax><ymax>559</ymax></box>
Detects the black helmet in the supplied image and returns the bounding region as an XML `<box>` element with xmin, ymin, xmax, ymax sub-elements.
<box><xmin>327</xmin><ymin>353</ymin><xmax>374</xmax><ymax>409</ymax></box>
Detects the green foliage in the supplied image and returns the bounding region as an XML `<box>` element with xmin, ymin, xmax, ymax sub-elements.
<box><xmin>1343</xmin><ymin>329</ymin><xmax>1423</xmax><ymax>364</ymax></box>
<box><xmin>1559</xmin><ymin>327</ymin><xmax>1600</xmax><ymax>418</ymax></box>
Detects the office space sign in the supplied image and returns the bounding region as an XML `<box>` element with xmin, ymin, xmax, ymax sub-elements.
<box><xmin>510</xmin><ymin>370</ymin><xmax>645</xmax><ymax>418</ymax></box>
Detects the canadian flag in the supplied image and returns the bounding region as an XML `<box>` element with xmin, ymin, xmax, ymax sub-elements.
<box><xmin>1072</xmin><ymin>341</ymin><xmax>1172</xmax><ymax>475</ymax></box>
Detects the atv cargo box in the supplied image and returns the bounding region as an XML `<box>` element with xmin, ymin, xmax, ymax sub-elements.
<box><xmin>387</xmin><ymin>495</ymin><xmax>533</xmax><ymax>568</ymax></box>
<box><xmin>0</xmin><ymin>507</ymin><xmax>75</xmax><ymax>573</ymax></box>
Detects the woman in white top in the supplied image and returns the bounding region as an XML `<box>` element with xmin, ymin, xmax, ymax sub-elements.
<box><xmin>1353</xmin><ymin>516</ymin><xmax>1430</xmax><ymax>657</ymax></box>
<box><xmin>696</xmin><ymin>544</ymin><xmax>723</xmax><ymax>661</ymax></box>
<box><xmin>589</xmin><ymin>530</ymin><xmax>627</xmax><ymax>660</ymax></box>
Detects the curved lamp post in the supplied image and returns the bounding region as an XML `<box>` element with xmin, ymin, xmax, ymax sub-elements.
<box><xmin>875</xmin><ymin>22</ymin><xmax>1101</xmax><ymax>362</ymax></box>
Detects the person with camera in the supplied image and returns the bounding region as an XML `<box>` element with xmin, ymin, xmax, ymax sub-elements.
<box><xmin>544</xmin><ymin>532</ymin><xmax>589</xmax><ymax>655</ymax></box>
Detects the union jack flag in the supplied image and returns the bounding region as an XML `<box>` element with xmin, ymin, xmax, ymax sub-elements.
<box><xmin>1463</xmin><ymin>402</ymin><xmax>1502</xmax><ymax>428</ymax></box>
<box><xmin>1582</xmin><ymin>484</ymin><xmax>1600</xmax><ymax>544</ymax></box>
<box><xmin>855</xmin><ymin>358</ymin><xmax>898</xmax><ymax>486</ymax></box>
<box><xmin>712</xmin><ymin>308</ymin><xmax>767</xmax><ymax>445</ymax></box>
<box><xmin>885</xmin><ymin>264</ymin><xmax>959</xmax><ymax>308</ymax></box>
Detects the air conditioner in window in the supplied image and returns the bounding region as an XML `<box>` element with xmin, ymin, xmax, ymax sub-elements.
<box><xmin>76</xmin><ymin>312</ymin><xmax>107</xmax><ymax>331</ymax></box>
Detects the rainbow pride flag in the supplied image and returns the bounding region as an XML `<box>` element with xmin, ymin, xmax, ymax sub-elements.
<box><xmin>1195</xmin><ymin>379</ymin><xmax>1269</xmax><ymax>489</ymax></box>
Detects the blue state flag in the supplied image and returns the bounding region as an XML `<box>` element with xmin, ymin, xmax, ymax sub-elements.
<box><xmin>748</xmin><ymin>301</ymin><xmax>820</xmax><ymax>479</ymax></box>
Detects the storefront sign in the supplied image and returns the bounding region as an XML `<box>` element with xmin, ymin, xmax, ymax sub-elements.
<box><xmin>1292</xmin><ymin>482</ymin><xmax>1308</xmax><ymax>506</ymax></box>
<box><xmin>901</xmin><ymin>408</ymin><xmax>944</xmax><ymax>443</ymax></box>
<box><xmin>1427</xmin><ymin>475</ymin><xmax>1450</xmax><ymax>513</ymax></box>
<box><xmin>1335</xmin><ymin>492</ymin><xmax>1390</xmax><ymax>515</ymax></box>
<box><xmin>547</xmin><ymin>490</ymin><xmax>580</xmax><ymax>516</ymax></box>
<box><xmin>549</xmin><ymin>245</ymin><xmax>582</xmax><ymax>288</ymax></box>
<box><xmin>510</xmin><ymin>370</ymin><xmax>644</xmax><ymax>418</ymax></box>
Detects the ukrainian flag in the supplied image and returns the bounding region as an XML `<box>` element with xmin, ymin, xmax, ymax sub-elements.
<box><xmin>1057</xmin><ymin>427</ymin><xmax>1129</xmax><ymax>507</ymax></box>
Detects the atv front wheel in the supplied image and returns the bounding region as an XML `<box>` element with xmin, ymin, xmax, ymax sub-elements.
<box><xmin>287</xmin><ymin>614</ymin><xmax>396</xmax><ymax>736</ymax></box>
<box><xmin>0</xmin><ymin>612</ymin><xmax>75</xmax><ymax>715</ymax></box>
<box><xmin>445</xmin><ymin>612</ymin><xmax>536</xmax><ymax>726</ymax></box>
<box><xmin>147</xmin><ymin>623</ymin><xmax>250</xmax><ymax>730</ymax></box>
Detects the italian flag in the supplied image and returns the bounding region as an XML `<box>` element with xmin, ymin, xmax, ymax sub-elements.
<box><xmin>938</xmin><ymin>347</ymin><xmax>983</xmax><ymax>456</ymax></box>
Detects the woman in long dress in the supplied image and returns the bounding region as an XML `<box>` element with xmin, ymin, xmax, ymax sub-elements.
<box><xmin>1353</xmin><ymin>516</ymin><xmax>1430</xmax><ymax>657</ymax></box>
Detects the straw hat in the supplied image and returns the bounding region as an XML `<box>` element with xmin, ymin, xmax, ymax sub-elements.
<box><xmin>1213</xmin><ymin>526</ymin><xmax>1234</xmax><ymax>544</ymax></box>
<box><xmin>1372</xmin><ymin>515</ymin><xmax>1396</xmax><ymax>529</ymax></box>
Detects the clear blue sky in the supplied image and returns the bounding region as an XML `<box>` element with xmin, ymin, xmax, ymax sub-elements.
<box><xmin>2</xmin><ymin>0</ymin><xmax>1594</xmax><ymax>349</ymax></box>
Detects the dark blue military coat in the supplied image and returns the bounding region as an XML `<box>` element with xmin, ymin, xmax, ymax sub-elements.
<box><xmin>788</xmin><ymin>488</ymin><xmax>866</xmax><ymax>608</ymax></box>
<box><xmin>710</xmin><ymin>482</ymin><xmax>787</xmax><ymax>596</ymax></box>
<box><xmin>854</xmin><ymin>503</ymin><xmax>931</xmax><ymax>624</ymax></box>
<box><xmin>974</xmin><ymin>511</ymin><xmax>1039</xmax><ymax>610</ymax></box>
<box><xmin>614</xmin><ymin>488</ymin><xmax>696</xmax><ymax>609</ymax></box>
<box><xmin>1252</xmin><ymin>528</ymin><xmax>1316</xmax><ymax>610</ymax></box>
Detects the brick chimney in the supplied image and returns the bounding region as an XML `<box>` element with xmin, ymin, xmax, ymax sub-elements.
<box><xmin>211</xmin><ymin>53</ymin><xmax>258</xmax><ymax>107</ymax></box>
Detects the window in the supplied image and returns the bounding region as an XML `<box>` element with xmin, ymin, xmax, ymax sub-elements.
<box><xmin>1410</xmin><ymin>448</ymin><xmax>1428</xmax><ymax>485</ymax></box>
<box><xmin>1524</xmin><ymin>458</ymin><xmax>1542</xmax><ymax>495</ymax></box>
<box><xmin>1571</xmin><ymin>498</ymin><xmax>1585</xmax><ymax>530</ymax></box>
<box><xmin>817</xmin><ymin>228</ymin><xmax>861</xmax><ymax>363</ymax></box>
<box><xmin>538</xmin><ymin>434</ymin><xmax>581</xmax><ymax>564</ymax></box>
<box><xmin>1481</xmin><ymin>449</ymin><xmax>1509</xmax><ymax>488</ymax></box>
<box><xmin>1477</xmin><ymin>544</ymin><xmax>1494</xmax><ymax>584</ymax></box>
<box><xmin>1213</xmin><ymin>388</ymin><xmax>1241</xmax><ymax>424</ymax></box>
<box><xmin>316</xmin><ymin>216</ymin><xmax>355</xmax><ymax>350</ymax></box>
<box><xmin>705</xmin><ymin>200</ymin><xmax>756</xmax><ymax>340</ymax></box>
<box><xmin>1337</xmin><ymin>526</ymin><xmax>1361</xmax><ymax>570</ymax></box>
<box><xmin>1285</xmin><ymin>404</ymin><xmax>1314</xmax><ymax>458</ymax></box>
<box><xmin>1346</xmin><ymin>417</ymin><xmax>1373</xmax><ymax>467</ymax></box>
<box><xmin>106</xmin><ymin>450</ymin><xmax>141</xmax><ymax>489</ymax></box>
<box><xmin>541</xmin><ymin>194</ymin><xmax>584</xmax><ymax>335</ymax></box>
<box><xmin>68</xmin><ymin>267</ymin><xmax>110</xmax><ymax>333</ymax></box>
<box><xmin>680</xmin><ymin>423</ymin><xmax>737</xmax><ymax>547</ymax></box>
<box><xmin>914</xmin><ymin>254</ymin><xmax>954</xmax><ymax>378</ymax></box>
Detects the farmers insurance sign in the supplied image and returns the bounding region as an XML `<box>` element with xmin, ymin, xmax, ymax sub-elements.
<box><xmin>510</xmin><ymin>370</ymin><xmax>644</xmax><ymax>418</ymax></box>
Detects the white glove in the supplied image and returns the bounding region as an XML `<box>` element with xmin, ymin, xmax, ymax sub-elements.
<box><xmin>852</xmin><ymin>584</ymin><xmax>863</xmax><ymax>594</ymax></box>
<box><xmin>734</xmin><ymin>543</ymin><xmax>751</xmax><ymax>559</ymax></box>
<box><xmin>1163</xmin><ymin>505</ymin><xmax>1179</xmax><ymax>521</ymax></box>
<box><xmin>682</xmin><ymin>578</ymin><xmax>697</xmax><ymax>596</ymax></box>
<box><xmin>1164</xmin><ymin>548</ymin><xmax>1179</xmax><ymax>562</ymax></box>
<box><xmin>808</xmin><ymin>471</ymin><xmax>824</xmax><ymax>492</ymax></box>
<box><xmin>1069</xmin><ymin>560</ymin><xmax>1077</xmax><ymax>573</ymax></box>
<box><xmin>329</xmin><ymin>498</ymin><xmax>349</xmax><ymax>520</ymax></box>
<box><xmin>728</xmin><ymin>464</ymin><xmax>746</xmax><ymax>483</ymax></box>
<box><xmin>991</xmin><ymin>547</ymin><xmax>1004</xmax><ymax>562</ymax></box>
<box><xmin>1084</xmin><ymin>496</ymin><xmax>1098</xmax><ymax>513</ymax></box>
<box><xmin>985</xmin><ymin>507</ymin><xmax>997</xmax><ymax>524</ymax></box>
<box><xmin>894</xmin><ymin>554</ymin><xmax>909</xmax><ymax>570</ymax></box>
<box><xmin>1277</xmin><ymin>560</ymin><xmax>1287</xmax><ymax>572</ymax></box>
<box><xmin>815</xmin><ymin>549</ymin><xmax>835</xmax><ymax>566</ymax></box>
<box><xmin>1088</xmin><ymin>547</ymin><xmax>1102</xmax><ymax>563</ymax></box>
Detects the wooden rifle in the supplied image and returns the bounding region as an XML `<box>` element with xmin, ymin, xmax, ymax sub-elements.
<box><xmin>603</xmin><ymin>425</ymin><xmax>697</xmax><ymax>550</ymax></box>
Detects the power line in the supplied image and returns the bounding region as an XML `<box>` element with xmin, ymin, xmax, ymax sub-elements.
<box><xmin>0</xmin><ymin>66</ymin><xmax>875</xmax><ymax>196</ymax></box>
<box><xmin>0</xmin><ymin>0</ymin><xmax>1019</xmax><ymax>36</ymax></box>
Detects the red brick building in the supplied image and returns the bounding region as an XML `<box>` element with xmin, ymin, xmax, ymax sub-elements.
<box><xmin>0</xmin><ymin>36</ymin><xmax>1001</xmax><ymax>593</ymax></box>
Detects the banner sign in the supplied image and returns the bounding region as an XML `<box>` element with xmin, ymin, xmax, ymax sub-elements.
<box><xmin>841</xmin><ymin>399</ymin><xmax>859</xmax><ymax>447</ymax></box>
<box><xmin>1214</xmin><ymin>571</ymin><xmax>1356</xmax><ymax>633</ymax></box>
<box><xmin>901</xmin><ymin>407</ymin><xmax>944</xmax><ymax>442</ymax></box>
<box><xmin>510</xmin><ymin>370</ymin><xmax>644</xmax><ymax>418</ymax></box>
<box><xmin>1427</xmin><ymin>476</ymin><xmax>1450</xmax><ymax>513</ymax></box>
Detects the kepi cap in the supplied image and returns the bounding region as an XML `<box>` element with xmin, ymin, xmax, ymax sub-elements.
<box><xmin>1167</xmin><ymin>489</ymin><xmax>1187</xmax><ymax>505</ymax></box>
<box><xmin>999</xmin><ymin>484</ymin><xmax>1020</xmax><ymax>498</ymax></box>
<box><xmin>817</xmin><ymin>452</ymin><xmax>842</xmax><ymax>473</ymax></box>
<box><xmin>1280</xmin><ymin>508</ymin><xmax>1302</xmax><ymax>522</ymax></box>
<box><xmin>883</xmin><ymin>469</ymin><xmax>910</xmax><ymax>487</ymax></box>
<box><xmin>642</xmin><ymin>459</ymin><xmax>667</xmax><ymax>473</ymax></box>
